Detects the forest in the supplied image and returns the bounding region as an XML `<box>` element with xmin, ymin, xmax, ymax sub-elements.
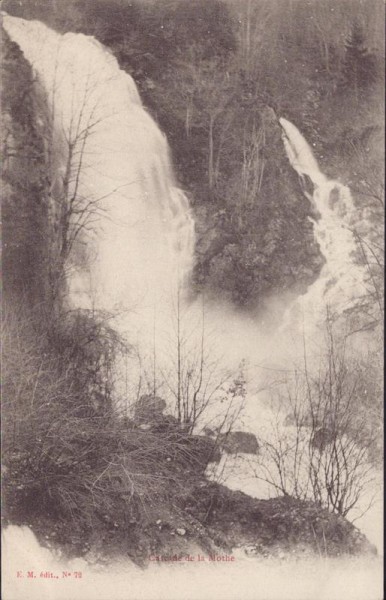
<box><xmin>1</xmin><ymin>0</ymin><xmax>384</xmax><ymax>570</ymax></box>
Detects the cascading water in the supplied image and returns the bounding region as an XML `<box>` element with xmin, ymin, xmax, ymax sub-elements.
<box><xmin>2</xmin><ymin>15</ymin><xmax>195</xmax><ymax>353</ymax></box>
<box><xmin>279</xmin><ymin>118</ymin><xmax>369</xmax><ymax>330</ymax></box>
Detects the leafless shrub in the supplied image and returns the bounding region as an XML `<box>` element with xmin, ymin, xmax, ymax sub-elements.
<box><xmin>253</xmin><ymin>315</ymin><xmax>382</xmax><ymax>519</ymax></box>
<box><xmin>153</xmin><ymin>295</ymin><xmax>247</xmax><ymax>435</ymax></box>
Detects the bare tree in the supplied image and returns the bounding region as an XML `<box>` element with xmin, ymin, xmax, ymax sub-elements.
<box><xmin>30</xmin><ymin>41</ymin><xmax>133</xmax><ymax>301</ymax></box>
<box><xmin>164</xmin><ymin>294</ymin><xmax>247</xmax><ymax>434</ymax></box>
<box><xmin>253</xmin><ymin>315</ymin><xmax>381</xmax><ymax>519</ymax></box>
<box><xmin>163</xmin><ymin>55</ymin><xmax>236</xmax><ymax>192</ymax></box>
<box><xmin>131</xmin><ymin>293</ymin><xmax>246</xmax><ymax>440</ymax></box>
<box><xmin>235</xmin><ymin>0</ymin><xmax>276</xmax><ymax>77</ymax></box>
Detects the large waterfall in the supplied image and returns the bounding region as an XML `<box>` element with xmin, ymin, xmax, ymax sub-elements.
<box><xmin>3</xmin><ymin>15</ymin><xmax>195</xmax><ymax>353</ymax></box>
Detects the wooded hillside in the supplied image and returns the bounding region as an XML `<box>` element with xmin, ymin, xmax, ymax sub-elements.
<box><xmin>4</xmin><ymin>0</ymin><xmax>384</xmax><ymax>308</ymax></box>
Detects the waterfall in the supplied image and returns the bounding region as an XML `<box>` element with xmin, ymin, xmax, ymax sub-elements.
<box><xmin>279</xmin><ymin>118</ymin><xmax>327</xmax><ymax>189</ymax></box>
<box><xmin>3</xmin><ymin>13</ymin><xmax>368</xmax><ymax>353</ymax></box>
<box><xmin>2</xmin><ymin>15</ymin><xmax>195</xmax><ymax>347</ymax></box>
<box><xmin>2</xmin><ymin>14</ymin><xmax>374</xmax><ymax>395</ymax></box>
<box><xmin>279</xmin><ymin>118</ymin><xmax>368</xmax><ymax>329</ymax></box>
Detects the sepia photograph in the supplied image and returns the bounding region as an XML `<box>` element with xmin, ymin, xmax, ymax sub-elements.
<box><xmin>1</xmin><ymin>1</ymin><xmax>384</xmax><ymax>599</ymax></box>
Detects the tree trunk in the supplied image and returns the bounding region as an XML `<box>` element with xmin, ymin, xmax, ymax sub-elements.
<box><xmin>208</xmin><ymin>114</ymin><xmax>215</xmax><ymax>191</ymax></box>
<box><xmin>185</xmin><ymin>103</ymin><xmax>191</xmax><ymax>139</ymax></box>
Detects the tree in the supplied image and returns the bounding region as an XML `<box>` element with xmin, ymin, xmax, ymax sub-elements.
<box><xmin>21</xmin><ymin>28</ymin><xmax>139</xmax><ymax>305</ymax></box>
<box><xmin>130</xmin><ymin>293</ymin><xmax>246</xmax><ymax>438</ymax></box>
<box><xmin>167</xmin><ymin>0</ymin><xmax>237</xmax><ymax>61</ymax></box>
<box><xmin>233</xmin><ymin>0</ymin><xmax>277</xmax><ymax>78</ymax></box>
<box><xmin>341</xmin><ymin>23</ymin><xmax>377</xmax><ymax>102</ymax></box>
<box><xmin>162</xmin><ymin>55</ymin><xmax>237</xmax><ymax>194</ymax></box>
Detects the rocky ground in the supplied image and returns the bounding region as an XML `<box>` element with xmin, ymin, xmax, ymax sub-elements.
<box><xmin>3</xmin><ymin>458</ymin><xmax>376</xmax><ymax>569</ymax></box>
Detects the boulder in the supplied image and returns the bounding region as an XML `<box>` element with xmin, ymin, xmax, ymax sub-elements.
<box><xmin>218</xmin><ymin>431</ymin><xmax>259</xmax><ymax>455</ymax></box>
<box><xmin>134</xmin><ymin>394</ymin><xmax>167</xmax><ymax>424</ymax></box>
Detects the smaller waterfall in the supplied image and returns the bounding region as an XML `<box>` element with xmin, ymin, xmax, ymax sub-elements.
<box><xmin>279</xmin><ymin>118</ymin><xmax>368</xmax><ymax>328</ymax></box>
<box><xmin>280</xmin><ymin>118</ymin><xmax>326</xmax><ymax>188</ymax></box>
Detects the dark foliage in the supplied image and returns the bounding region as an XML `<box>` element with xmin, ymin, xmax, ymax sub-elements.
<box><xmin>1</xmin><ymin>32</ymin><xmax>51</xmax><ymax>303</ymax></box>
<box><xmin>341</xmin><ymin>23</ymin><xmax>378</xmax><ymax>96</ymax></box>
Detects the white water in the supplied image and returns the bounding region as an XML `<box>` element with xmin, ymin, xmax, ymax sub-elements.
<box><xmin>2</xmin><ymin>14</ymin><xmax>195</xmax><ymax>359</ymax></box>
<box><xmin>2</xmin><ymin>13</ymin><xmax>382</xmax><ymax>599</ymax></box>
<box><xmin>208</xmin><ymin>120</ymin><xmax>383</xmax><ymax>552</ymax></box>
<box><xmin>280</xmin><ymin>118</ymin><xmax>369</xmax><ymax>329</ymax></box>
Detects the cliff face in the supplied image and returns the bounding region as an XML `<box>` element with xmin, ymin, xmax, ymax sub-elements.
<box><xmin>2</xmin><ymin>3</ymin><xmax>327</xmax><ymax>312</ymax></box>
<box><xmin>192</xmin><ymin>109</ymin><xmax>324</xmax><ymax>308</ymax></box>
<box><xmin>1</xmin><ymin>30</ymin><xmax>51</xmax><ymax>306</ymax></box>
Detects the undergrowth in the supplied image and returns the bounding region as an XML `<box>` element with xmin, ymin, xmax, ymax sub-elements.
<box><xmin>2</xmin><ymin>301</ymin><xmax>214</xmax><ymax>551</ymax></box>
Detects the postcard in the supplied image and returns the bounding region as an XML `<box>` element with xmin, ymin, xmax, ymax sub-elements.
<box><xmin>1</xmin><ymin>1</ymin><xmax>383</xmax><ymax>599</ymax></box>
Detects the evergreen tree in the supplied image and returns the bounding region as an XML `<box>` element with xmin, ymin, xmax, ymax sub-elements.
<box><xmin>341</xmin><ymin>23</ymin><xmax>377</xmax><ymax>100</ymax></box>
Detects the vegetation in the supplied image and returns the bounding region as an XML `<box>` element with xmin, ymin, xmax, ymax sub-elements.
<box><xmin>2</xmin><ymin>302</ymin><xmax>223</xmax><ymax>563</ymax></box>
<box><xmin>2</xmin><ymin>300</ymin><xmax>376</xmax><ymax>561</ymax></box>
